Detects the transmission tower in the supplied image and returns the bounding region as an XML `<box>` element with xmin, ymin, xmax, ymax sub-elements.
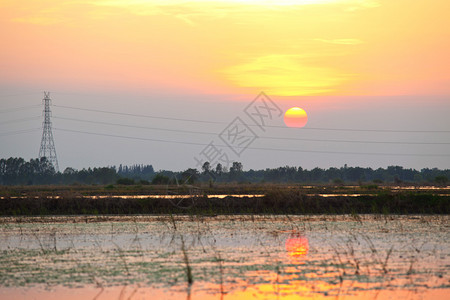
<box><xmin>39</xmin><ymin>91</ymin><xmax>59</xmax><ymax>172</ymax></box>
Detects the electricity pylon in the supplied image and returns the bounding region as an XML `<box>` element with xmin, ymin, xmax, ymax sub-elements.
<box><xmin>38</xmin><ymin>91</ymin><xmax>59</xmax><ymax>172</ymax></box>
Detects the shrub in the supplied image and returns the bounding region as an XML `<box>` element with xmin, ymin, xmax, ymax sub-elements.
<box><xmin>116</xmin><ymin>178</ymin><xmax>135</xmax><ymax>185</ymax></box>
<box><xmin>151</xmin><ymin>174</ymin><xmax>170</xmax><ymax>185</ymax></box>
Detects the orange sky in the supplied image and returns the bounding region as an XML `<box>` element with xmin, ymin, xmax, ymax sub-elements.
<box><xmin>1</xmin><ymin>0</ymin><xmax>449</xmax><ymax>98</ymax></box>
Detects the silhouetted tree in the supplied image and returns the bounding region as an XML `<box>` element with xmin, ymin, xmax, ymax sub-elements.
<box><xmin>215</xmin><ymin>163</ymin><xmax>223</xmax><ymax>175</ymax></box>
<box><xmin>182</xmin><ymin>168</ymin><xmax>199</xmax><ymax>184</ymax></box>
<box><xmin>202</xmin><ymin>161</ymin><xmax>211</xmax><ymax>174</ymax></box>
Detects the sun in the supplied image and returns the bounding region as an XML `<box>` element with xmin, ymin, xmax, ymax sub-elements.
<box><xmin>284</xmin><ymin>107</ymin><xmax>308</xmax><ymax>128</ymax></box>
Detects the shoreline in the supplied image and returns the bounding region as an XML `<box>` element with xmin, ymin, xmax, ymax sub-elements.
<box><xmin>0</xmin><ymin>214</ymin><xmax>448</xmax><ymax>224</ymax></box>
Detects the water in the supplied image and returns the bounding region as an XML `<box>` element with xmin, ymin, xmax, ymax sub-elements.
<box><xmin>0</xmin><ymin>215</ymin><xmax>449</xmax><ymax>299</ymax></box>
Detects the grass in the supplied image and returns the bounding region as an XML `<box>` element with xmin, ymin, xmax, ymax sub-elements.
<box><xmin>0</xmin><ymin>184</ymin><xmax>448</xmax><ymax>215</ymax></box>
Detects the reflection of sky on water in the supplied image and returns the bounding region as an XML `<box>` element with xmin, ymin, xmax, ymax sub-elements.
<box><xmin>0</xmin><ymin>215</ymin><xmax>448</xmax><ymax>300</ymax></box>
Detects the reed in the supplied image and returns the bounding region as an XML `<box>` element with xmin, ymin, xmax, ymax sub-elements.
<box><xmin>181</xmin><ymin>237</ymin><xmax>193</xmax><ymax>285</ymax></box>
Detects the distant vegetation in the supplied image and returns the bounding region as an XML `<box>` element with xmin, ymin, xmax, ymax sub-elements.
<box><xmin>0</xmin><ymin>157</ymin><xmax>449</xmax><ymax>186</ymax></box>
<box><xmin>1</xmin><ymin>186</ymin><xmax>449</xmax><ymax>215</ymax></box>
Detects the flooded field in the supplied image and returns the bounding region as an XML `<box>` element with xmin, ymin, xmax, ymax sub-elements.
<box><xmin>0</xmin><ymin>215</ymin><xmax>449</xmax><ymax>299</ymax></box>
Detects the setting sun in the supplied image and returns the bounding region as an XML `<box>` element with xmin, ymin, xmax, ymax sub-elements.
<box><xmin>284</xmin><ymin>107</ymin><xmax>308</xmax><ymax>128</ymax></box>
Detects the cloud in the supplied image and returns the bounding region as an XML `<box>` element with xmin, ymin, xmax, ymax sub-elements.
<box><xmin>221</xmin><ymin>54</ymin><xmax>352</xmax><ymax>96</ymax></box>
<box><xmin>8</xmin><ymin>0</ymin><xmax>381</xmax><ymax>26</ymax></box>
<box><xmin>89</xmin><ymin>0</ymin><xmax>381</xmax><ymax>18</ymax></box>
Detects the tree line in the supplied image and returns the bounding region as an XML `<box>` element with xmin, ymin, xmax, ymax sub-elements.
<box><xmin>0</xmin><ymin>157</ymin><xmax>448</xmax><ymax>186</ymax></box>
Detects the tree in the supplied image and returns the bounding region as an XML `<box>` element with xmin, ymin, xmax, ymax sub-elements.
<box><xmin>215</xmin><ymin>163</ymin><xmax>223</xmax><ymax>175</ymax></box>
<box><xmin>202</xmin><ymin>161</ymin><xmax>211</xmax><ymax>174</ymax></box>
<box><xmin>182</xmin><ymin>168</ymin><xmax>199</xmax><ymax>184</ymax></box>
<box><xmin>152</xmin><ymin>173</ymin><xmax>170</xmax><ymax>185</ymax></box>
<box><xmin>230</xmin><ymin>162</ymin><xmax>243</xmax><ymax>173</ymax></box>
<box><xmin>63</xmin><ymin>167</ymin><xmax>76</xmax><ymax>175</ymax></box>
<box><xmin>93</xmin><ymin>167</ymin><xmax>117</xmax><ymax>184</ymax></box>
<box><xmin>229</xmin><ymin>162</ymin><xmax>243</xmax><ymax>181</ymax></box>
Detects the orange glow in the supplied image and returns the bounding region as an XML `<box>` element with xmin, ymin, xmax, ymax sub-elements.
<box><xmin>0</xmin><ymin>1</ymin><xmax>449</xmax><ymax>97</ymax></box>
<box><xmin>284</xmin><ymin>107</ymin><xmax>308</xmax><ymax>128</ymax></box>
<box><xmin>285</xmin><ymin>234</ymin><xmax>309</xmax><ymax>257</ymax></box>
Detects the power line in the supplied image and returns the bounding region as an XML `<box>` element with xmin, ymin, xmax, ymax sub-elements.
<box><xmin>294</xmin><ymin>127</ymin><xmax>450</xmax><ymax>133</ymax></box>
<box><xmin>0</xmin><ymin>128</ymin><xmax>41</xmax><ymax>137</ymax></box>
<box><xmin>0</xmin><ymin>116</ymin><xmax>41</xmax><ymax>125</ymax></box>
<box><xmin>263</xmin><ymin>136</ymin><xmax>449</xmax><ymax>145</ymax></box>
<box><xmin>53</xmin><ymin>116</ymin><xmax>214</xmax><ymax>136</ymax></box>
<box><xmin>54</xmin><ymin>127</ymin><xmax>450</xmax><ymax>157</ymax></box>
<box><xmin>54</xmin><ymin>127</ymin><xmax>208</xmax><ymax>146</ymax></box>
<box><xmin>0</xmin><ymin>104</ymin><xmax>42</xmax><ymax>114</ymax></box>
<box><xmin>53</xmin><ymin>104</ymin><xmax>225</xmax><ymax>125</ymax></box>
<box><xmin>0</xmin><ymin>92</ymin><xmax>42</xmax><ymax>98</ymax></box>
<box><xmin>53</xmin><ymin>103</ymin><xmax>450</xmax><ymax>133</ymax></box>
<box><xmin>53</xmin><ymin>115</ymin><xmax>450</xmax><ymax>145</ymax></box>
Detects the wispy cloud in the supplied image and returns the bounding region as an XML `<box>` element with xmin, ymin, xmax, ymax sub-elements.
<box><xmin>8</xmin><ymin>0</ymin><xmax>380</xmax><ymax>26</ymax></box>
<box><xmin>89</xmin><ymin>0</ymin><xmax>381</xmax><ymax>17</ymax></box>
<box><xmin>222</xmin><ymin>54</ymin><xmax>352</xmax><ymax>96</ymax></box>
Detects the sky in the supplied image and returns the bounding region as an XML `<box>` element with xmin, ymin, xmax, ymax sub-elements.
<box><xmin>0</xmin><ymin>0</ymin><xmax>449</xmax><ymax>172</ymax></box>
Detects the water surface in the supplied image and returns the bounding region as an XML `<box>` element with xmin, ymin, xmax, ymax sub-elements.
<box><xmin>0</xmin><ymin>215</ymin><xmax>448</xmax><ymax>299</ymax></box>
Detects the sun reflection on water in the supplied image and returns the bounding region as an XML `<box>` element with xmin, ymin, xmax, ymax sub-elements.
<box><xmin>285</xmin><ymin>233</ymin><xmax>309</xmax><ymax>259</ymax></box>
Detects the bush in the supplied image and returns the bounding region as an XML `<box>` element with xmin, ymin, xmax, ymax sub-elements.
<box><xmin>152</xmin><ymin>174</ymin><xmax>170</xmax><ymax>185</ymax></box>
<box><xmin>434</xmin><ymin>176</ymin><xmax>448</xmax><ymax>186</ymax></box>
<box><xmin>333</xmin><ymin>178</ymin><xmax>344</xmax><ymax>185</ymax></box>
<box><xmin>116</xmin><ymin>178</ymin><xmax>135</xmax><ymax>185</ymax></box>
